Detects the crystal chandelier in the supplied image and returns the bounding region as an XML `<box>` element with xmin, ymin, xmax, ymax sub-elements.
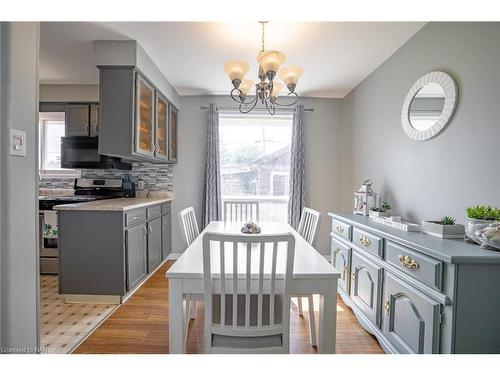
<box><xmin>223</xmin><ymin>21</ymin><xmax>303</xmax><ymax>115</ymax></box>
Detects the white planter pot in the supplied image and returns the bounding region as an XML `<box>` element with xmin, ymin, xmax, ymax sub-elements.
<box><xmin>466</xmin><ymin>218</ymin><xmax>496</xmax><ymax>245</ymax></box>
<box><xmin>369</xmin><ymin>210</ymin><xmax>391</xmax><ymax>218</ymax></box>
<box><xmin>421</xmin><ymin>220</ymin><xmax>465</xmax><ymax>239</ymax></box>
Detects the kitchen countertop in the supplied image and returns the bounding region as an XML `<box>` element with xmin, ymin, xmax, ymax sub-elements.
<box><xmin>53</xmin><ymin>197</ymin><xmax>172</xmax><ymax>212</ymax></box>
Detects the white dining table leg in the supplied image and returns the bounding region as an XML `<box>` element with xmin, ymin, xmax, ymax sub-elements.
<box><xmin>317</xmin><ymin>280</ymin><xmax>338</xmax><ymax>354</ymax></box>
<box><xmin>169</xmin><ymin>277</ymin><xmax>186</xmax><ymax>354</ymax></box>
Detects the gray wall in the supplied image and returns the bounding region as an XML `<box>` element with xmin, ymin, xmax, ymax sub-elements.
<box><xmin>340</xmin><ymin>22</ymin><xmax>500</xmax><ymax>224</ymax></box>
<box><xmin>0</xmin><ymin>22</ymin><xmax>40</xmax><ymax>351</ymax></box>
<box><xmin>172</xmin><ymin>96</ymin><xmax>342</xmax><ymax>255</ymax></box>
<box><xmin>39</xmin><ymin>84</ymin><xmax>99</xmax><ymax>102</ymax></box>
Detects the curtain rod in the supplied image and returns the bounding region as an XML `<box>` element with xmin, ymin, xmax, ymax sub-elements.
<box><xmin>200</xmin><ymin>105</ymin><xmax>314</xmax><ymax>113</ymax></box>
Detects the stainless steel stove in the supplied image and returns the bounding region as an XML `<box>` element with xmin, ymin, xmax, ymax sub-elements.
<box><xmin>39</xmin><ymin>178</ymin><xmax>126</xmax><ymax>274</ymax></box>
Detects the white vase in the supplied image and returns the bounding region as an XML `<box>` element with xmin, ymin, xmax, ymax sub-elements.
<box><xmin>466</xmin><ymin>218</ymin><xmax>495</xmax><ymax>245</ymax></box>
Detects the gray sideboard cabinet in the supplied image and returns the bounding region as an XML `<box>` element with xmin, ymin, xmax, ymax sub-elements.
<box><xmin>98</xmin><ymin>67</ymin><xmax>178</xmax><ymax>164</ymax></box>
<box><xmin>329</xmin><ymin>212</ymin><xmax>500</xmax><ymax>354</ymax></box>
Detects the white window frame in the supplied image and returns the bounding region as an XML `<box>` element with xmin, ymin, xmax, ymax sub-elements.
<box><xmin>39</xmin><ymin>112</ymin><xmax>81</xmax><ymax>179</ymax></box>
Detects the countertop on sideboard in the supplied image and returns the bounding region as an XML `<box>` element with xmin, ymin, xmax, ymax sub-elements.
<box><xmin>54</xmin><ymin>197</ymin><xmax>172</xmax><ymax>212</ymax></box>
<box><xmin>329</xmin><ymin>212</ymin><xmax>500</xmax><ymax>264</ymax></box>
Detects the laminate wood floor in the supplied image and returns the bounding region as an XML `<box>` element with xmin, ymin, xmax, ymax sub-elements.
<box><xmin>73</xmin><ymin>260</ymin><xmax>383</xmax><ymax>354</ymax></box>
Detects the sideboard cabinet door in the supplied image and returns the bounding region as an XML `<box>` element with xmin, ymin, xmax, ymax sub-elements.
<box><xmin>382</xmin><ymin>273</ymin><xmax>441</xmax><ymax>353</ymax></box>
<box><xmin>350</xmin><ymin>250</ymin><xmax>383</xmax><ymax>327</ymax></box>
<box><xmin>331</xmin><ymin>237</ymin><xmax>351</xmax><ymax>294</ymax></box>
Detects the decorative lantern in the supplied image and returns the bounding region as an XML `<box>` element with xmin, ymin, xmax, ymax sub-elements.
<box><xmin>353</xmin><ymin>180</ymin><xmax>377</xmax><ymax>216</ymax></box>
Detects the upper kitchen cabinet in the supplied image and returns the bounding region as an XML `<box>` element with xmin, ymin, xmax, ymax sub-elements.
<box><xmin>155</xmin><ymin>93</ymin><xmax>169</xmax><ymax>161</ymax></box>
<box><xmin>65</xmin><ymin>103</ymin><xmax>99</xmax><ymax>137</ymax></box>
<box><xmin>168</xmin><ymin>104</ymin><xmax>178</xmax><ymax>162</ymax></box>
<box><xmin>98</xmin><ymin>67</ymin><xmax>177</xmax><ymax>164</ymax></box>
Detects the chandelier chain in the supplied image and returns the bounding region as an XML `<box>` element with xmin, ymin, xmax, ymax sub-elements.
<box><xmin>260</xmin><ymin>21</ymin><xmax>266</xmax><ymax>52</ymax></box>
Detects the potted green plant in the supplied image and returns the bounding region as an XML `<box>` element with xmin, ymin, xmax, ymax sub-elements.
<box><xmin>369</xmin><ymin>200</ymin><xmax>391</xmax><ymax>218</ymax></box>
<box><xmin>422</xmin><ymin>216</ymin><xmax>465</xmax><ymax>238</ymax></box>
<box><xmin>465</xmin><ymin>205</ymin><xmax>500</xmax><ymax>245</ymax></box>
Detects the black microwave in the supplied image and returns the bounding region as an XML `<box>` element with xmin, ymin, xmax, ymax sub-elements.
<box><xmin>61</xmin><ymin>137</ymin><xmax>131</xmax><ymax>170</ymax></box>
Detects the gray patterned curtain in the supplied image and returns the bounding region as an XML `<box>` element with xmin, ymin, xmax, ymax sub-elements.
<box><xmin>202</xmin><ymin>104</ymin><xmax>222</xmax><ymax>227</ymax></box>
<box><xmin>287</xmin><ymin>104</ymin><xmax>305</xmax><ymax>229</ymax></box>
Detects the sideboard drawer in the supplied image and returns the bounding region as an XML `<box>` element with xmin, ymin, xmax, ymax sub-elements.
<box><xmin>331</xmin><ymin>219</ymin><xmax>352</xmax><ymax>241</ymax></box>
<box><xmin>385</xmin><ymin>241</ymin><xmax>443</xmax><ymax>291</ymax></box>
<box><xmin>352</xmin><ymin>227</ymin><xmax>383</xmax><ymax>258</ymax></box>
<box><xmin>331</xmin><ymin>237</ymin><xmax>351</xmax><ymax>294</ymax></box>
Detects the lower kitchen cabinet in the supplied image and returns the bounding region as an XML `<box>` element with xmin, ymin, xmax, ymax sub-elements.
<box><xmin>382</xmin><ymin>273</ymin><xmax>441</xmax><ymax>354</ymax></box>
<box><xmin>126</xmin><ymin>223</ymin><xmax>148</xmax><ymax>291</ymax></box>
<box><xmin>350</xmin><ymin>250</ymin><xmax>383</xmax><ymax>327</ymax></box>
<box><xmin>162</xmin><ymin>214</ymin><xmax>172</xmax><ymax>260</ymax></box>
<box><xmin>57</xmin><ymin>201</ymin><xmax>172</xmax><ymax>301</ymax></box>
<box><xmin>147</xmin><ymin>217</ymin><xmax>162</xmax><ymax>272</ymax></box>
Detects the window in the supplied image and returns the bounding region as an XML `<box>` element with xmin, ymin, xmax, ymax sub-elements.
<box><xmin>219</xmin><ymin>113</ymin><xmax>293</xmax><ymax>222</ymax></box>
<box><xmin>39</xmin><ymin>112</ymin><xmax>80</xmax><ymax>178</ymax></box>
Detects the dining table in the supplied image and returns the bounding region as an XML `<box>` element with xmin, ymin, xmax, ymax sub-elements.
<box><xmin>166</xmin><ymin>221</ymin><xmax>341</xmax><ymax>353</ymax></box>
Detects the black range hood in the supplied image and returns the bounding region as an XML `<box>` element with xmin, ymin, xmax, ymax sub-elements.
<box><xmin>61</xmin><ymin>136</ymin><xmax>131</xmax><ymax>170</ymax></box>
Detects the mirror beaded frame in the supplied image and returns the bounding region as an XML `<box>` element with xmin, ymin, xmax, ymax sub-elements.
<box><xmin>401</xmin><ymin>71</ymin><xmax>458</xmax><ymax>141</ymax></box>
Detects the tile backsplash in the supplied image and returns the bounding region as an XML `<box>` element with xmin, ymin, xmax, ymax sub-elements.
<box><xmin>39</xmin><ymin>163</ymin><xmax>174</xmax><ymax>192</ymax></box>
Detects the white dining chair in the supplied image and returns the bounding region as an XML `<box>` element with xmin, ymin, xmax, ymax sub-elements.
<box><xmin>178</xmin><ymin>207</ymin><xmax>201</xmax><ymax>324</ymax></box>
<box><xmin>179</xmin><ymin>207</ymin><xmax>200</xmax><ymax>248</ymax></box>
<box><xmin>223</xmin><ymin>200</ymin><xmax>260</xmax><ymax>223</ymax></box>
<box><xmin>294</xmin><ymin>207</ymin><xmax>321</xmax><ymax>347</ymax></box>
<box><xmin>202</xmin><ymin>232</ymin><xmax>295</xmax><ymax>353</ymax></box>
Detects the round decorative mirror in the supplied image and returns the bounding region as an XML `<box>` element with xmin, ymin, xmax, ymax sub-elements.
<box><xmin>401</xmin><ymin>71</ymin><xmax>458</xmax><ymax>141</ymax></box>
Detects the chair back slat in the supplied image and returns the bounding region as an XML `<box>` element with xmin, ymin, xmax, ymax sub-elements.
<box><xmin>202</xmin><ymin>231</ymin><xmax>295</xmax><ymax>353</ymax></box>
<box><xmin>223</xmin><ymin>200</ymin><xmax>260</xmax><ymax>223</ymax></box>
<box><xmin>179</xmin><ymin>207</ymin><xmax>200</xmax><ymax>247</ymax></box>
<box><xmin>297</xmin><ymin>207</ymin><xmax>321</xmax><ymax>246</ymax></box>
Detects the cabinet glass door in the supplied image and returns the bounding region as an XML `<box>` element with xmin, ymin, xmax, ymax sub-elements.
<box><xmin>135</xmin><ymin>75</ymin><xmax>154</xmax><ymax>156</ymax></box>
<box><xmin>168</xmin><ymin>106</ymin><xmax>178</xmax><ymax>162</ymax></box>
<box><xmin>155</xmin><ymin>94</ymin><xmax>168</xmax><ymax>160</ymax></box>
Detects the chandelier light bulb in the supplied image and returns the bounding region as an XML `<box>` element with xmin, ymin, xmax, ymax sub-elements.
<box><xmin>279</xmin><ymin>66</ymin><xmax>303</xmax><ymax>88</ymax></box>
<box><xmin>271</xmin><ymin>82</ymin><xmax>284</xmax><ymax>98</ymax></box>
<box><xmin>223</xmin><ymin>60</ymin><xmax>250</xmax><ymax>84</ymax></box>
<box><xmin>257</xmin><ymin>50</ymin><xmax>286</xmax><ymax>76</ymax></box>
<box><xmin>238</xmin><ymin>80</ymin><xmax>254</xmax><ymax>96</ymax></box>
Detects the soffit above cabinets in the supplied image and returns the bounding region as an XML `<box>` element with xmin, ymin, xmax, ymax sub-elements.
<box><xmin>40</xmin><ymin>22</ymin><xmax>426</xmax><ymax>98</ymax></box>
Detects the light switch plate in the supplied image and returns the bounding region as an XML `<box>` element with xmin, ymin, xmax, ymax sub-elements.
<box><xmin>9</xmin><ymin>129</ymin><xmax>27</xmax><ymax>157</ymax></box>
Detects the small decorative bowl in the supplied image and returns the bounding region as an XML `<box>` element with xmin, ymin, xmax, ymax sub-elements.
<box><xmin>241</xmin><ymin>222</ymin><xmax>261</xmax><ymax>234</ymax></box>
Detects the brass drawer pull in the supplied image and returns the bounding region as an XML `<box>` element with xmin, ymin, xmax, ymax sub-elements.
<box><xmin>384</xmin><ymin>299</ymin><xmax>391</xmax><ymax>313</ymax></box>
<box><xmin>336</xmin><ymin>225</ymin><xmax>344</xmax><ymax>233</ymax></box>
<box><xmin>398</xmin><ymin>254</ymin><xmax>419</xmax><ymax>270</ymax></box>
<box><xmin>359</xmin><ymin>235</ymin><xmax>371</xmax><ymax>246</ymax></box>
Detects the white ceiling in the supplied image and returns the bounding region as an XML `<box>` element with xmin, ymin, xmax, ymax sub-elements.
<box><xmin>40</xmin><ymin>22</ymin><xmax>425</xmax><ymax>98</ymax></box>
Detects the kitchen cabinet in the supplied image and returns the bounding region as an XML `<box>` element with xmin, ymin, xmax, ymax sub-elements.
<box><xmin>147</xmin><ymin>217</ymin><xmax>162</xmax><ymax>272</ymax></box>
<box><xmin>135</xmin><ymin>75</ymin><xmax>155</xmax><ymax>157</ymax></box>
<box><xmin>168</xmin><ymin>105</ymin><xmax>178</xmax><ymax>162</ymax></box>
<box><xmin>155</xmin><ymin>93</ymin><xmax>169</xmax><ymax>161</ymax></box>
<box><xmin>65</xmin><ymin>103</ymin><xmax>99</xmax><ymax>137</ymax></box>
<box><xmin>99</xmin><ymin>67</ymin><xmax>177</xmax><ymax>164</ymax></box>
<box><xmin>126</xmin><ymin>223</ymin><xmax>148</xmax><ymax>291</ymax></box>
<box><xmin>162</xmin><ymin>213</ymin><xmax>171</xmax><ymax>260</ymax></box>
<box><xmin>90</xmin><ymin>104</ymin><xmax>99</xmax><ymax>137</ymax></box>
<box><xmin>57</xmin><ymin>201</ymin><xmax>172</xmax><ymax>301</ymax></box>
